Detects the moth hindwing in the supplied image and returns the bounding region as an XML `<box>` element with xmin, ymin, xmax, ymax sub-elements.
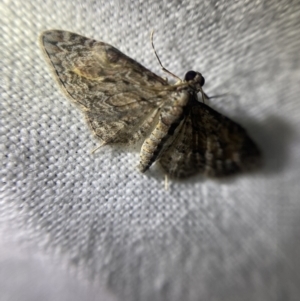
<box><xmin>39</xmin><ymin>30</ymin><xmax>261</xmax><ymax>179</ymax></box>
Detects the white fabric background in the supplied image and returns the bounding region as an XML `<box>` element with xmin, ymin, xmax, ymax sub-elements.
<box><xmin>1</xmin><ymin>0</ymin><xmax>300</xmax><ymax>300</ymax></box>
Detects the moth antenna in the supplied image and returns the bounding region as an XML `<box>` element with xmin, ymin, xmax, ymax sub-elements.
<box><xmin>150</xmin><ymin>30</ymin><xmax>181</xmax><ymax>81</ymax></box>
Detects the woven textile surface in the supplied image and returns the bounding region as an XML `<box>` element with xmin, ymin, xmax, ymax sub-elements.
<box><xmin>1</xmin><ymin>1</ymin><xmax>300</xmax><ymax>300</ymax></box>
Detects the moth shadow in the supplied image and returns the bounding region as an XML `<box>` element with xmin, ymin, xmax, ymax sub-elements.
<box><xmin>245</xmin><ymin>115</ymin><xmax>294</xmax><ymax>176</ymax></box>
<box><xmin>206</xmin><ymin>93</ymin><xmax>294</xmax><ymax>176</ymax></box>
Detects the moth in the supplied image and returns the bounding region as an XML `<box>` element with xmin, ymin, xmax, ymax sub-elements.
<box><xmin>39</xmin><ymin>30</ymin><xmax>261</xmax><ymax>179</ymax></box>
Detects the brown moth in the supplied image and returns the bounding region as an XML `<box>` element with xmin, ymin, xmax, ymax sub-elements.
<box><xmin>39</xmin><ymin>30</ymin><xmax>261</xmax><ymax>179</ymax></box>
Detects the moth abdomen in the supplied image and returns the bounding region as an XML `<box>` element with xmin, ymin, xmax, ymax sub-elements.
<box><xmin>138</xmin><ymin>92</ymin><xmax>189</xmax><ymax>172</ymax></box>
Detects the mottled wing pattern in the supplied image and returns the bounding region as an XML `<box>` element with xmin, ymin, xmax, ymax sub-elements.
<box><xmin>40</xmin><ymin>30</ymin><xmax>261</xmax><ymax>179</ymax></box>
<box><xmin>159</xmin><ymin>101</ymin><xmax>261</xmax><ymax>178</ymax></box>
<box><xmin>39</xmin><ymin>30</ymin><xmax>169</xmax><ymax>144</ymax></box>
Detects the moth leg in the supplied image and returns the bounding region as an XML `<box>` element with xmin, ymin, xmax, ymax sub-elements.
<box><xmin>91</xmin><ymin>142</ymin><xmax>106</xmax><ymax>154</ymax></box>
<box><xmin>200</xmin><ymin>89</ymin><xmax>207</xmax><ymax>104</ymax></box>
<box><xmin>201</xmin><ymin>89</ymin><xmax>214</xmax><ymax>104</ymax></box>
<box><xmin>204</xmin><ymin>92</ymin><xmax>210</xmax><ymax>100</ymax></box>
<box><xmin>206</xmin><ymin>93</ymin><xmax>229</xmax><ymax>99</ymax></box>
<box><xmin>150</xmin><ymin>30</ymin><xmax>182</xmax><ymax>81</ymax></box>
<box><xmin>164</xmin><ymin>174</ymin><xmax>169</xmax><ymax>190</ymax></box>
<box><xmin>201</xmin><ymin>92</ymin><xmax>229</xmax><ymax>104</ymax></box>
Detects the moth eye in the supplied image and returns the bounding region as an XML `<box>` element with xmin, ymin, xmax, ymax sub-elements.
<box><xmin>184</xmin><ymin>70</ymin><xmax>197</xmax><ymax>81</ymax></box>
<box><xmin>184</xmin><ymin>71</ymin><xmax>205</xmax><ymax>87</ymax></box>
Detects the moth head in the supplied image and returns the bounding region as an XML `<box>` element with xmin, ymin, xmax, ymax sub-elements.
<box><xmin>184</xmin><ymin>70</ymin><xmax>205</xmax><ymax>92</ymax></box>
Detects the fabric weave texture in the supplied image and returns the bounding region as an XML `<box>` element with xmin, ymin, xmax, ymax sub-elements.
<box><xmin>1</xmin><ymin>1</ymin><xmax>300</xmax><ymax>301</ymax></box>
